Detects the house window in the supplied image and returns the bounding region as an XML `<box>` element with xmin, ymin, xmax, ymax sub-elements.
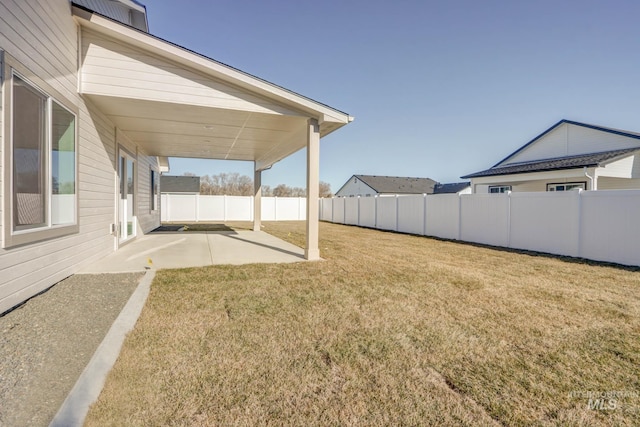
<box><xmin>3</xmin><ymin>67</ymin><xmax>78</xmax><ymax>247</ymax></box>
<box><xmin>150</xmin><ymin>169</ymin><xmax>159</xmax><ymax>211</ymax></box>
<box><xmin>489</xmin><ymin>185</ymin><xmax>511</xmax><ymax>194</ymax></box>
<box><xmin>547</xmin><ymin>182</ymin><xmax>586</xmax><ymax>192</ymax></box>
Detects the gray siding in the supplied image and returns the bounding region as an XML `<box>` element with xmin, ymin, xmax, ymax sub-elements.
<box><xmin>0</xmin><ymin>0</ymin><xmax>159</xmax><ymax>313</ymax></box>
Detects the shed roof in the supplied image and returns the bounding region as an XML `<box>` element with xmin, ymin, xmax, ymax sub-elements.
<box><xmin>462</xmin><ymin>148</ymin><xmax>639</xmax><ymax>179</ymax></box>
<box><xmin>354</xmin><ymin>175</ymin><xmax>437</xmax><ymax>194</ymax></box>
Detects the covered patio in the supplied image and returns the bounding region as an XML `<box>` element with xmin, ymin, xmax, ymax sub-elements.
<box><xmin>81</xmin><ymin>226</ymin><xmax>305</xmax><ymax>273</ymax></box>
<box><xmin>73</xmin><ymin>5</ymin><xmax>352</xmax><ymax>261</ymax></box>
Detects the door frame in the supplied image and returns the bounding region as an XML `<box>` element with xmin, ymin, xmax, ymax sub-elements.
<box><xmin>116</xmin><ymin>145</ymin><xmax>137</xmax><ymax>247</ymax></box>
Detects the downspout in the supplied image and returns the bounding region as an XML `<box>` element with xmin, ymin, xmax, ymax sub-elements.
<box><xmin>584</xmin><ymin>167</ymin><xmax>597</xmax><ymax>191</ymax></box>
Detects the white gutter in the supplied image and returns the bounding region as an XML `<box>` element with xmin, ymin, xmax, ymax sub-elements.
<box><xmin>584</xmin><ymin>167</ymin><xmax>597</xmax><ymax>190</ymax></box>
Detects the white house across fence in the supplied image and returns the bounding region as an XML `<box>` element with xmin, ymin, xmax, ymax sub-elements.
<box><xmin>319</xmin><ymin>191</ymin><xmax>640</xmax><ymax>267</ymax></box>
<box><xmin>161</xmin><ymin>194</ymin><xmax>307</xmax><ymax>222</ymax></box>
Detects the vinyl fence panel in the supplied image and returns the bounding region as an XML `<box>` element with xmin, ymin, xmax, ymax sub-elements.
<box><xmin>509</xmin><ymin>191</ymin><xmax>580</xmax><ymax>257</ymax></box>
<box><xmin>579</xmin><ymin>190</ymin><xmax>640</xmax><ymax>266</ymax></box>
<box><xmin>332</xmin><ymin>197</ymin><xmax>345</xmax><ymax>224</ymax></box>
<box><xmin>320</xmin><ymin>198</ymin><xmax>333</xmax><ymax>222</ymax></box>
<box><xmin>425</xmin><ymin>194</ymin><xmax>460</xmax><ymax>239</ymax></box>
<box><xmin>397</xmin><ymin>195</ymin><xmax>425</xmax><ymax>235</ymax></box>
<box><xmin>162</xmin><ymin>194</ymin><xmax>306</xmax><ymax>222</ymax></box>
<box><xmin>164</xmin><ymin>194</ymin><xmax>197</xmax><ymax>222</ymax></box>
<box><xmin>262</xmin><ymin>197</ymin><xmax>276</xmax><ymax>220</ymax></box>
<box><xmin>344</xmin><ymin>197</ymin><xmax>359</xmax><ymax>225</ymax></box>
<box><xmin>460</xmin><ymin>194</ymin><xmax>510</xmax><ymax>247</ymax></box>
<box><xmin>226</xmin><ymin>196</ymin><xmax>252</xmax><ymax>221</ymax></box>
<box><xmin>197</xmin><ymin>195</ymin><xmax>225</xmax><ymax>221</ymax></box>
<box><xmin>376</xmin><ymin>196</ymin><xmax>398</xmax><ymax>231</ymax></box>
<box><xmin>278</xmin><ymin>197</ymin><xmax>304</xmax><ymax>220</ymax></box>
<box><xmin>359</xmin><ymin>197</ymin><xmax>376</xmax><ymax>228</ymax></box>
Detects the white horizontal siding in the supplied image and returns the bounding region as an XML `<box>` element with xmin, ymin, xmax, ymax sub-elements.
<box><xmin>598</xmin><ymin>156</ymin><xmax>635</xmax><ymax>178</ymax></box>
<box><xmin>136</xmin><ymin>149</ymin><xmax>161</xmax><ymax>234</ymax></box>
<box><xmin>0</xmin><ymin>0</ymin><xmax>78</xmax><ymax>105</ymax></box>
<box><xmin>502</xmin><ymin>124</ymin><xmax>568</xmax><ymax>165</ymax></box>
<box><xmin>0</xmin><ymin>0</ymin><xmax>124</xmax><ymax>314</ymax></box>
<box><xmin>80</xmin><ymin>29</ymin><xmax>302</xmax><ymax>116</ymax></box>
<box><xmin>503</xmin><ymin>123</ymin><xmax>640</xmax><ymax>166</ymax></box>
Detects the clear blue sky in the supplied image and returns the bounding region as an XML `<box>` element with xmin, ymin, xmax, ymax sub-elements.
<box><xmin>146</xmin><ymin>0</ymin><xmax>640</xmax><ymax>192</ymax></box>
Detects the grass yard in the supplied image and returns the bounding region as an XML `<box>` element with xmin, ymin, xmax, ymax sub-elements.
<box><xmin>86</xmin><ymin>221</ymin><xmax>640</xmax><ymax>426</ymax></box>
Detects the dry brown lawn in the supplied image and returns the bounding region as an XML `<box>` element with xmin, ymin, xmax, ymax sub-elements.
<box><xmin>86</xmin><ymin>221</ymin><xmax>640</xmax><ymax>426</ymax></box>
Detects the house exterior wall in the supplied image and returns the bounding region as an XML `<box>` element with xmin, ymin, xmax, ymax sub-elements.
<box><xmin>116</xmin><ymin>129</ymin><xmax>159</xmax><ymax>235</ymax></box>
<box><xmin>0</xmin><ymin>0</ymin><xmax>160</xmax><ymax>314</ymax></box>
<box><xmin>598</xmin><ymin>154</ymin><xmax>640</xmax><ymax>178</ymax></box>
<box><xmin>501</xmin><ymin>123</ymin><xmax>640</xmax><ymax>166</ymax></box>
<box><xmin>470</xmin><ymin>159</ymin><xmax>640</xmax><ymax>194</ymax></box>
<box><xmin>335</xmin><ymin>177</ymin><xmax>377</xmax><ymax>197</ymax></box>
<box><xmin>598</xmin><ymin>177</ymin><xmax>640</xmax><ymax>190</ymax></box>
<box><xmin>470</xmin><ymin>169</ymin><xmax>594</xmax><ymax>193</ymax></box>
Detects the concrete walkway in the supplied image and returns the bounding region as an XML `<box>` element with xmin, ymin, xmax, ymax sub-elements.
<box><xmin>81</xmin><ymin>230</ymin><xmax>305</xmax><ymax>273</ymax></box>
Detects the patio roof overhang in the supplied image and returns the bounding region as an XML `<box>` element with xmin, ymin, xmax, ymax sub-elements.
<box><xmin>72</xmin><ymin>5</ymin><xmax>353</xmax><ymax>171</ymax></box>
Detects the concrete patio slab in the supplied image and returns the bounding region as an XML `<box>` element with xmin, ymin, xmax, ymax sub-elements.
<box><xmin>80</xmin><ymin>230</ymin><xmax>305</xmax><ymax>273</ymax></box>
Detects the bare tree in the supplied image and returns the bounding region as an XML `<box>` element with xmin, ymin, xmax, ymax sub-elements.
<box><xmin>183</xmin><ymin>172</ymin><xmax>331</xmax><ymax>197</ymax></box>
<box><xmin>319</xmin><ymin>181</ymin><xmax>332</xmax><ymax>198</ymax></box>
<box><xmin>272</xmin><ymin>184</ymin><xmax>292</xmax><ymax>197</ymax></box>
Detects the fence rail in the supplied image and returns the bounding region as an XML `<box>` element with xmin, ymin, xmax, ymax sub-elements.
<box><xmin>161</xmin><ymin>194</ymin><xmax>306</xmax><ymax>222</ymax></box>
<box><xmin>319</xmin><ymin>191</ymin><xmax>640</xmax><ymax>267</ymax></box>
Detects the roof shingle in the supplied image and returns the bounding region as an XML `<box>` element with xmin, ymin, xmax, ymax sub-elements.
<box><xmin>354</xmin><ymin>175</ymin><xmax>437</xmax><ymax>194</ymax></box>
<box><xmin>461</xmin><ymin>148</ymin><xmax>639</xmax><ymax>179</ymax></box>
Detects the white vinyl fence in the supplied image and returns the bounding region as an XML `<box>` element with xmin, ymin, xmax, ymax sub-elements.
<box><xmin>319</xmin><ymin>191</ymin><xmax>640</xmax><ymax>267</ymax></box>
<box><xmin>161</xmin><ymin>194</ymin><xmax>306</xmax><ymax>222</ymax></box>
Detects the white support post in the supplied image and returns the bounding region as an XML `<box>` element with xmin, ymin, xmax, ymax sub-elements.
<box><xmin>195</xmin><ymin>194</ymin><xmax>200</xmax><ymax>222</ymax></box>
<box><xmin>253</xmin><ymin>167</ymin><xmax>262</xmax><ymax>231</ymax></box>
<box><xmin>274</xmin><ymin>196</ymin><xmax>278</xmax><ymax>221</ymax></box>
<box><xmin>305</xmin><ymin>118</ymin><xmax>320</xmax><ymax>260</ymax></box>
<box><xmin>423</xmin><ymin>193</ymin><xmax>427</xmax><ymax>236</ymax></box>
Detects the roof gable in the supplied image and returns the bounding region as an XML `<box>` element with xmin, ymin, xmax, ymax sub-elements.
<box><xmin>497</xmin><ymin>120</ymin><xmax>640</xmax><ymax>167</ymax></box>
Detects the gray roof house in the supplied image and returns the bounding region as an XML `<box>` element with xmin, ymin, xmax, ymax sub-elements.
<box><xmin>462</xmin><ymin>120</ymin><xmax>640</xmax><ymax>193</ymax></box>
<box><xmin>160</xmin><ymin>176</ymin><xmax>201</xmax><ymax>194</ymax></box>
<box><xmin>335</xmin><ymin>175</ymin><xmax>437</xmax><ymax>197</ymax></box>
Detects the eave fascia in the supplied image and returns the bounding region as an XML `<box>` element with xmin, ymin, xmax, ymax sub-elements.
<box><xmin>468</xmin><ymin>168</ymin><xmax>599</xmax><ymax>185</ymax></box>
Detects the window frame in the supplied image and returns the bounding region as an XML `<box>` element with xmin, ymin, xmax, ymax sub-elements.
<box><xmin>546</xmin><ymin>182</ymin><xmax>586</xmax><ymax>192</ymax></box>
<box><xmin>2</xmin><ymin>53</ymin><xmax>80</xmax><ymax>247</ymax></box>
<box><xmin>489</xmin><ymin>185</ymin><xmax>512</xmax><ymax>194</ymax></box>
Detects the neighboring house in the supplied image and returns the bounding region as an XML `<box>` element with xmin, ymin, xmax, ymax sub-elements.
<box><xmin>462</xmin><ymin>120</ymin><xmax>640</xmax><ymax>193</ymax></box>
<box><xmin>335</xmin><ymin>175</ymin><xmax>437</xmax><ymax>197</ymax></box>
<box><xmin>160</xmin><ymin>176</ymin><xmax>201</xmax><ymax>194</ymax></box>
<box><xmin>432</xmin><ymin>182</ymin><xmax>471</xmax><ymax>195</ymax></box>
<box><xmin>0</xmin><ymin>1</ymin><xmax>351</xmax><ymax>314</ymax></box>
